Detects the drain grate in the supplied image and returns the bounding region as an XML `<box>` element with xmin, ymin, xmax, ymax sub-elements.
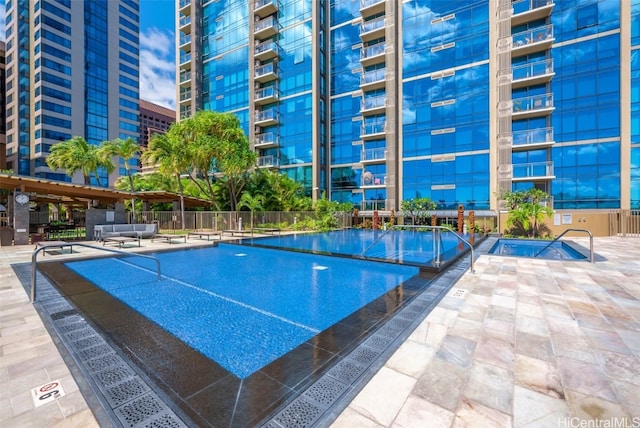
<box><xmin>115</xmin><ymin>393</ymin><xmax>178</xmax><ymax>427</ymax></box>
<box><xmin>271</xmin><ymin>397</ymin><xmax>323</xmax><ymax>428</ymax></box>
<box><xmin>303</xmin><ymin>377</ymin><xmax>348</xmax><ymax>407</ymax></box>
<box><xmin>104</xmin><ymin>378</ymin><xmax>151</xmax><ymax>407</ymax></box>
<box><xmin>15</xmin><ymin>263</ymin><xmax>190</xmax><ymax>428</ymax></box>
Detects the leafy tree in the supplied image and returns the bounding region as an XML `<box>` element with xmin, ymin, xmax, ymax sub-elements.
<box><xmin>238</xmin><ymin>192</ymin><xmax>265</xmax><ymax>229</ymax></box>
<box><xmin>400</xmin><ymin>197</ymin><xmax>437</xmax><ymax>225</ymax></box>
<box><xmin>501</xmin><ymin>188</ymin><xmax>553</xmax><ymax>238</ymax></box>
<box><xmin>47</xmin><ymin>136</ymin><xmax>112</xmax><ymax>186</ymax></box>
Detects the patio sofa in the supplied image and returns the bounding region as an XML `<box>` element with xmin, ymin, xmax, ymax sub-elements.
<box><xmin>93</xmin><ymin>224</ymin><xmax>157</xmax><ymax>241</ymax></box>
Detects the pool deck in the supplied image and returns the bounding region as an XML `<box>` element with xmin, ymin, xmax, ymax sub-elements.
<box><xmin>1</xmin><ymin>236</ymin><xmax>638</xmax><ymax>427</ymax></box>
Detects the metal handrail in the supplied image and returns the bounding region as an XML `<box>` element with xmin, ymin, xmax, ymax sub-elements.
<box><xmin>31</xmin><ymin>242</ymin><xmax>162</xmax><ymax>302</ymax></box>
<box><xmin>533</xmin><ymin>228</ymin><xmax>594</xmax><ymax>262</ymax></box>
<box><xmin>361</xmin><ymin>225</ymin><xmax>476</xmax><ymax>273</ymax></box>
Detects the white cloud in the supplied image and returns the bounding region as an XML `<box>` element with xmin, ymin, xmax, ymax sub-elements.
<box><xmin>0</xmin><ymin>14</ymin><xmax>5</xmax><ymax>42</ymax></box>
<box><xmin>139</xmin><ymin>27</ymin><xmax>176</xmax><ymax>110</ymax></box>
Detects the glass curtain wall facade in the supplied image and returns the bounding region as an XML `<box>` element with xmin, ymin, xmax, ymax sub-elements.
<box><xmin>4</xmin><ymin>0</ymin><xmax>140</xmax><ymax>187</ymax></box>
<box><xmin>179</xmin><ymin>0</ymin><xmax>636</xmax><ymax>211</ymax></box>
<box><xmin>178</xmin><ymin>0</ymin><xmax>327</xmax><ymax>195</ymax></box>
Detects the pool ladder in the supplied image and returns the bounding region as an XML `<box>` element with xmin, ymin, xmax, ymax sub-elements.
<box><xmin>31</xmin><ymin>243</ymin><xmax>162</xmax><ymax>302</ymax></box>
<box><xmin>361</xmin><ymin>225</ymin><xmax>476</xmax><ymax>273</ymax></box>
<box><xmin>533</xmin><ymin>228</ymin><xmax>594</xmax><ymax>263</ymax></box>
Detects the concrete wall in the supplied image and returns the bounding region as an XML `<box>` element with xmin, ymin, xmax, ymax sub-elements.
<box><xmin>498</xmin><ymin>210</ymin><xmax>614</xmax><ymax>237</ymax></box>
<box><xmin>85</xmin><ymin>203</ymin><xmax>127</xmax><ymax>241</ymax></box>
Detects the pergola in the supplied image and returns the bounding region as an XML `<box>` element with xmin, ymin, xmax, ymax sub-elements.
<box><xmin>0</xmin><ymin>173</ymin><xmax>211</xmax><ymax>209</ymax></box>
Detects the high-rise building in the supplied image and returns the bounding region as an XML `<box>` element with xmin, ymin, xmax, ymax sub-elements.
<box><xmin>177</xmin><ymin>0</ymin><xmax>639</xmax><ymax>212</ymax></box>
<box><xmin>4</xmin><ymin>0</ymin><xmax>141</xmax><ymax>187</ymax></box>
<box><xmin>0</xmin><ymin>41</ymin><xmax>6</xmax><ymax>171</ymax></box>
<box><xmin>138</xmin><ymin>99</ymin><xmax>175</xmax><ymax>174</ymax></box>
<box><xmin>139</xmin><ymin>99</ymin><xmax>175</xmax><ymax>149</ymax></box>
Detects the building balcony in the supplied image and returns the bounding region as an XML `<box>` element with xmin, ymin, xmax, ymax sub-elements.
<box><xmin>255</xmin><ymin>109</ymin><xmax>279</xmax><ymax>126</ymax></box>
<box><xmin>179</xmin><ymin>0</ymin><xmax>191</xmax><ymax>14</ymax></box>
<box><xmin>512</xmin><ymin>58</ymin><xmax>554</xmax><ymax>89</ymax></box>
<box><xmin>512</xmin><ymin>93</ymin><xmax>554</xmax><ymax>119</ymax></box>
<box><xmin>257</xmin><ymin>155</ymin><xmax>279</xmax><ymax>168</ymax></box>
<box><xmin>360</xmin><ymin>94</ymin><xmax>386</xmax><ymax>115</ymax></box>
<box><xmin>179</xmin><ymin>15</ymin><xmax>191</xmax><ymax>33</ymax></box>
<box><xmin>360</xmin><ymin>0</ymin><xmax>385</xmax><ymax>17</ymax></box>
<box><xmin>180</xmin><ymin>34</ymin><xmax>191</xmax><ymax>52</ymax></box>
<box><xmin>511</xmin><ymin>161</ymin><xmax>555</xmax><ymax>181</ymax></box>
<box><xmin>361</xmin><ymin>147</ymin><xmax>386</xmax><ymax>164</ymax></box>
<box><xmin>360</xmin><ymin>42</ymin><xmax>386</xmax><ymax>67</ymax></box>
<box><xmin>179</xmin><ymin>90</ymin><xmax>192</xmax><ymax>102</ymax></box>
<box><xmin>512</xmin><ymin>24</ymin><xmax>554</xmax><ymax>56</ymax></box>
<box><xmin>360</xmin><ymin>199</ymin><xmax>386</xmax><ymax>211</ymax></box>
<box><xmin>179</xmin><ymin>71</ymin><xmax>191</xmax><ymax>86</ymax></box>
<box><xmin>512</xmin><ymin>0</ymin><xmax>554</xmax><ymax>27</ymax></box>
<box><xmin>254</xmin><ymin>0</ymin><xmax>278</xmax><ymax>19</ymax></box>
<box><xmin>360</xmin><ymin>121</ymin><xmax>386</xmax><ymax>140</ymax></box>
<box><xmin>255</xmin><ymin>62</ymin><xmax>277</xmax><ymax>83</ymax></box>
<box><xmin>179</xmin><ymin>53</ymin><xmax>191</xmax><ymax>70</ymax></box>
<box><xmin>362</xmin><ymin>172</ymin><xmax>386</xmax><ymax>187</ymax></box>
<box><xmin>255</xmin><ymin>16</ymin><xmax>278</xmax><ymax>39</ymax></box>
<box><xmin>255</xmin><ymin>86</ymin><xmax>279</xmax><ymax>105</ymax></box>
<box><xmin>360</xmin><ymin>68</ymin><xmax>386</xmax><ymax>90</ymax></box>
<box><xmin>255</xmin><ymin>40</ymin><xmax>278</xmax><ymax>61</ymax></box>
<box><xmin>360</xmin><ymin>16</ymin><xmax>385</xmax><ymax>42</ymax></box>
<box><xmin>255</xmin><ymin>132</ymin><xmax>279</xmax><ymax>149</ymax></box>
<box><xmin>511</xmin><ymin>127</ymin><xmax>555</xmax><ymax>151</ymax></box>
<box><xmin>180</xmin><ymin>105</ymin><xmax>192</xmax><ymax>119</ymax></box>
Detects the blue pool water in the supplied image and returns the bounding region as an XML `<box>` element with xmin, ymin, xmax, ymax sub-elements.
<box><xmin>64</xmin><ymin>244</ymin><xmax>419</xmax><ymax>378</ymax></box>
<box><xmin>489</xmin><ymin>238</ymin><xmax>587</xmax><ymax>260</ymax></box>
<box><xmin>252</xmin><ymin>228</ymin><xmax>468</xmax><ymax>265</ymax></box>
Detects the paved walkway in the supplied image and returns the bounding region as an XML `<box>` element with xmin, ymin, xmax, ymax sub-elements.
<box><xmin>1</xmin><ymin>237</ymin><xmax>638</xmax><ymax>427</ymax></box>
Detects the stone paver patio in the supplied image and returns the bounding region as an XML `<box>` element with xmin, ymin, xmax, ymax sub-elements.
<box><xmin>1</xmin><ymin>236</ymin><xmax>638</xmax><ymax>427</ymax></box>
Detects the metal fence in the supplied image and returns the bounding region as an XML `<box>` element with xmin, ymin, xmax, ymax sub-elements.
<box><xmin>609</xmin><ymin>210</ymin><xmax>640</xmax><ymax>237</ymax></box>
<box><xmin>128</xmin><ymin>211</ymin><xmax>353</xmax><ymax>231</ymax></box>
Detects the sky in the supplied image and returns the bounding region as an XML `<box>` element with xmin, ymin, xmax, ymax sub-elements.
<box><xmin>0</xmin><ymin>0</ymin><xmax>177</xmax><ymax>110</ymax></box>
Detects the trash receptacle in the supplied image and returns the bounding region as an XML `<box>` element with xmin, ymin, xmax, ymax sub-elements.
<box><xmin>0</xmin><ymin>227</ymin><xmax>14</xmax><ymax>246</ymax></box>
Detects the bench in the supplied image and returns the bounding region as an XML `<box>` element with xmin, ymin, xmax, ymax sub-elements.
<box><xmin>36</xmin><ymin>240</ymin><xmax>73</xmax><ymax>256</ymax></box>
<box><xmin>250</xmin><ymin>228</ymin><xmax>280</xmax><ymax>235</ymax></box>
<box><xmin>152</xmin><ymin>234</ymin><xmax>187</xmax><ymax>244</ymax></box>
<box><xmin>187</xmin><ymin>231</ymin><xmax>223</xmax><ymax>241</ymax></box>
<box><xmin>222</xmin><ymin>229</ymin><xmax>253</xmax><ymax>237</ymax></box>
<box><xmin>103</xmin><ymin>236</ymin><xmax>140</xmax><ymax>248</ymax></box>
<box><xmin>94</xmin><ymin>224</ymin><xmax>156</xmax><ymax>241</ymax></box>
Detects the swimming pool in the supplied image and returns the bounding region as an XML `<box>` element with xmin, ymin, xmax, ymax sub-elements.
<box><xmin>64</xmin><ymin>244</ymin><xmax>420</xmax><ymax>378</ymax></box>
<box><xmin>36</xmin><ymin>236</ymin><xmax>453</xmax><ymax>426</ymax></box>
<box><xmin>246</xmin><ymin>228</ymin><xmax>473</xmax><ymax>267</ymax></box>
<box><xmin>489</xmin><ymin>238</ymin><xmax>587</xmax><ymax>260</ymax></box>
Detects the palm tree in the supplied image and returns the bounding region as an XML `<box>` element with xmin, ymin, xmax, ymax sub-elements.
<box><xmin>142</xmin><ymin>130</ymin><xmax>190</xmax><ymax>227</ymax></box>
<box><xmin>238</xmin><ymin>193</ymin><xmax>265</xmax><ymax>230</ymax></box>
<box><xmin>101</xmin><ymin>138</ymin><xmax>140</xmax><ymax>217</ymax></box>
<box><xmin>46</xmin><ymin>136</ymin><xmax>110</xmax><ymax>186</ymax></box>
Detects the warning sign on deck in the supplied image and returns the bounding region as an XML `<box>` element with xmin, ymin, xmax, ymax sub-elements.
<box><xmin>31</xmin><ymin>380</ymin><xmax>66</xmax><ymax>407</ymax></box>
